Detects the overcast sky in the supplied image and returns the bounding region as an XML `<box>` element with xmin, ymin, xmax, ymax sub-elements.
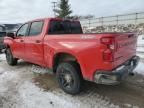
<box><xmin>0</xmin><ymin>0</ymin><xmax>144</xmax><ymax>23</ymax></box>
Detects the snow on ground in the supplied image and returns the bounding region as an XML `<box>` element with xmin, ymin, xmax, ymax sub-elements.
<box><xmin>134</xmin><ymin>62</ymin><xmax>144</xmax><ymax>75</ymax></box>
<box><xmin>137</xmin><ymin>35</ymin><xmax>144</xmax><ymax>59</ymax></box>
<box><xmin>19</xmin><ymin>81</ymin><xmax>88</xmax><ymax>108</ymax></box>
<box><xmin>137</xmin><ymin>47</ymin><xmax>144</xmax><ymax>52</ymax></box>
<box><xmin>137</xmin><ymin>53</ymin><xmax>144</xmax><ymax>59</ymax></box>
<box><xmin>135</xmin><ymin>35</ymin><xmax>144</xmax><ymax>75</ymax></box>
<box><xmin>0</xmin><ymin>54</ymin><xmax>5</xmax><ymax>61</ymax></box>
<box><xmin>0</xmin><ymin>71</ymin><xmax>18</xmax><ymax>95</ymax></box>
<box><xmin>0</xmin><ymin>54</ymin><xmax>120</xmax><ymax>108</ymax></box>
<box><xmin>0</xmin><ymin>70</ymin><xmax>119</xmax><ymax>108</ymax></box>
<box><xmin>0</xmin><ymin>54</ymin><xmax>6</xmax><ymax>72</ymax></box>
<box><xmin>18</xmin><ymin>81</ymin><xmax>120</xmax><ymax>108</ymax></box>
<box><xmin>137</xmin><ymin>35</ymin><xmax>144</xmax><ymax>45</ymax></box>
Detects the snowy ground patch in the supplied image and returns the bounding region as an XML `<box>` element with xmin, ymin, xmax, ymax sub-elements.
<box><xmin>0</xmin><ymin>55</ymin><xmax>119</xmax><ymax>108</ymax></box>
<box><xmin>18</xmin><ymin>81</ymin><xmax>119</xmax><ymax>108</ymax></box>
<box><xmin>19</xmin><ymin>81</ymin><xmax>81</xmax><ymax>108</ymax></box>
<box><xmin>0</xmin><ymin>71</ymin><xmax>18</xmax><ymax>95</ymax></box>
<box><xmin>0</xmin><ymin>54</ymin><xmax>6</xmax><ymax>61</ymax></box>
<box><xmin>134</xmin><ymin>62</ymin><xmax>144</xmax><ymax>75</ymax></box>
<box><xmin>137</xmin><ymin>35</ymin><xmax>144</xmax><ymax>59</ymax></box>
<box><xmin>137</xmin><ymin>35</ymin><xmax>144</xmax><ymax>45</ymax></box>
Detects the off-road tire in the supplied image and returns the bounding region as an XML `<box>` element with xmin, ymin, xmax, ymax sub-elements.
<box><xmin>6</xmin><ymin>48</ymin><xmax>17</xmax><ymax>66</ymax></box>
<box><xmin>56</xmin><ymin>62</ymin><xmax>82</xmax><ymax>95</ymax></box>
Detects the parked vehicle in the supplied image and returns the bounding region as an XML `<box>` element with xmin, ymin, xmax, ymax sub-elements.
<box><xmin>0</xmin><ymin>32</ymin><xmax>6</xmax><ymax>53</ymax></box>
<box><xmin>4</xmin><ymin>18</ymin><xmax>139</xmax><ymax>94</ymax></box>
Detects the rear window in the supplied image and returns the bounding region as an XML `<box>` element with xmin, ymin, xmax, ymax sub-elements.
<box><xmin>48</xmin><ymin>20</ymin><xmax>82</xmax><ymax>34</ymax></box>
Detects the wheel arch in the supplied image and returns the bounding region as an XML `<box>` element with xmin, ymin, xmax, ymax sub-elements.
<box><xmin>4</xmin><ymin>44</ymin><xmax>10</xmax><ymax>53</ymax></box>
<box><xmin>52</xmin><ymin>52</ymin><xmax>83</xmax><ymax>77</ymax></box>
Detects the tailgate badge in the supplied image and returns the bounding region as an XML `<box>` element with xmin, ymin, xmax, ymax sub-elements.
<box><xmin>81</xmin><ymin>35</ymin><xmax>95</xmax><ymax>39</ymax></box>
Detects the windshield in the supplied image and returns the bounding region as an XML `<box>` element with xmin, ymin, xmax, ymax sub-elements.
<box><xmin>48</xmin><ymin>20</ymin><xmax>83</xmax><ymax>34</ymax></box>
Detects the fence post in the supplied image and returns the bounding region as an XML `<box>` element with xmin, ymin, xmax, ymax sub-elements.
<box><xmin>88</xmin><ymin>18</ymin><xmax>91</xmax><ymax>27</ymax></box>
<box><xmin>116</xmin><ymin>15</ymin><xmax>119</xmax><ymax>25</ymax></box>
<box><xmin>135</xmin><ymin>13</ymin><xmax>138</xmax><ymax>25</ymax></box>
<box><xmin>101</xmin><ymin>17</ymin><xmax>103</xmax><ymax>26</ymax></box>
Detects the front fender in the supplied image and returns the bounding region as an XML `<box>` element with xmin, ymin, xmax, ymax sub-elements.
<box><xmin>4</xmin><ymin>37</ymin><xmax>14</xmax><ymax>47</ymax></box>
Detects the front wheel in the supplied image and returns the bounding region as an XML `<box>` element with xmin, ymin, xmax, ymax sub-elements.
<box><xmin>56</xmin><ymin>62</ymin><xmax>82</xmax><ymax>95</ymax></box>
<box><xmin>6</xmin><ymin>48</ymin><xmax>17</xmax><ymax>66</ymax></box>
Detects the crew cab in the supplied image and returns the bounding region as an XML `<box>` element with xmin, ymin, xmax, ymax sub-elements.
<box><xmin>4</xmin><ymin>18</ymin><xmax>139</xmax><ymax>94</ymax></box>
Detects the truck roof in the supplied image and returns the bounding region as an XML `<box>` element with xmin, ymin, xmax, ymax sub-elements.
<box><xmin>26</xmin><ymin>17</ymin><xmax>79</xmax><ymax>23</ymax></box>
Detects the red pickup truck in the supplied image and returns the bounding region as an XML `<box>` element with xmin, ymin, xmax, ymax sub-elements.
<box><xmin>4</xmin><ymin>18</ymin><xmax>139</xmax><ymax>94</ymax></box>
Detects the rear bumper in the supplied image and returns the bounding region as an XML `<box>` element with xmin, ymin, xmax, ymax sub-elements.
<box><xmin>94</xmin><ymin>56</ymin><xmax>140</xmax><ymax>85</ymax></box>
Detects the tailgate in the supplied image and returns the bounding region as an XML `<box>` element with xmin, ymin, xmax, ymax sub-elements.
<box><xmin>114</xmin><ymin>33</ymin><xmax>138</xmax><ymax>68</ymax></box>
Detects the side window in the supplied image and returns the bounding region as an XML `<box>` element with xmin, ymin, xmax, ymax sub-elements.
<box><xmin>29</xmin><ymin>21</ymin><xmax>43</xmax><ymax>36</ymax></box>
<box><xmin>71</xmin><ymin>22</ymin><xmax>82</xmax><ymax>34</ymax></box>
<box><xmin>17</xmin><ymin>24</ymin><xmax>29</xmax><ymax>37</ymax></box>
<box><xmin>49</xmin><ymin>21</ymin><xmax>69</xmax><ymax>34</ymax></box>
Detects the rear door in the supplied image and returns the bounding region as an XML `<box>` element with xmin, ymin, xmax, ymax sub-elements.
<box><xmin>12</xmin><ymin>23</ymin><xmax>29</xmax><ymax>59</ymax></box>
<box><xmin>24</xmin><ymin>21</ymin><xmax>45</xmax><ymax>65</ymax></box>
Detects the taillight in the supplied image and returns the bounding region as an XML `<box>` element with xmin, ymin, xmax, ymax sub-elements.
<box><xmin>101</xmin><ymin>37</ymin><xmax>115</xmax><ymax>50</ymax></box>
<box><xmin>103</xmin><ymin>49</ymin><xmax>114</xmax><ymax>62</ymax></box>
<box><xmin>101</xmin><ymin>37</ymin><xmax>115</xmax><ymax>62</ymax></box>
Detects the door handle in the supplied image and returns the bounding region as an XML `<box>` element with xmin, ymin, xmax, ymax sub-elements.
<box><xmin>35</xmin><ymin>40</ymin><xmax>41</xmax><ymax>43</ymax></box>
<box><xmin>20</xmin><ymin>40</ymin><xmax>24</xmax><ymax>42</ymax></box>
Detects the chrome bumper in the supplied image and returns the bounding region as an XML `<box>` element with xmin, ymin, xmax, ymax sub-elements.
<box><xmin>94</xmin><ymin>56</ymin><xmax>140</xmax><ymax>85</ymax></box>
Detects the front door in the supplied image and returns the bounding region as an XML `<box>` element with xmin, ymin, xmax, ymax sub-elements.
<box><xmin>12</xmin><ymin>23</ymin><xmax>29</xmax><ymax>59</ymax></box>
<box><xmin>24</xmin><ymin>21</ymin><xmax>45</xmax><ymax>66</ymax></box>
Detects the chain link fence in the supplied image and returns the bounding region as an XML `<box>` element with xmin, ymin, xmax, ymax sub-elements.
<box><xmin>80</xmin><ymin>12</ymin><xmax>144</xmax><ymax>34</ymax></box>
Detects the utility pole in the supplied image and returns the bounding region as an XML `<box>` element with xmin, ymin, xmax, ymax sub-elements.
<box><xmin>52</xmin><ymin>2</ymin><xmax>57</xmax><ymax>17</ymax></box>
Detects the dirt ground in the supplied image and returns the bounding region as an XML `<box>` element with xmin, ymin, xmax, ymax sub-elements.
<box><xmin>0</xmin><ymin>54</ymin><xmax>144</xmax><ymax>108</ymax></box>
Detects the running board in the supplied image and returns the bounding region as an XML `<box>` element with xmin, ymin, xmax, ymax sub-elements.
<box><xmin>31</xmin><ymin>65</ymin><xmax>53</xmax><ymax>74</ymax></box>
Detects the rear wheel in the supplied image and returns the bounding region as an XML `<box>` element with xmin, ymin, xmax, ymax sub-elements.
<box><xmin>56</xmin><ymin>62</ymin><xmax>82</xmax><ymax>95</ymax></box>
<box><xmin>6</xmin><ymin>48</ymin><xmax>17</xmax><ymax>66</ymax></box>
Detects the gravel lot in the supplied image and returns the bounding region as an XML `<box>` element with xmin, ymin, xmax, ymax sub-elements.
<box><xmin>0</xmin><ymin>54</ymin><xmax>144</xmax><ymax>108</ymax></box>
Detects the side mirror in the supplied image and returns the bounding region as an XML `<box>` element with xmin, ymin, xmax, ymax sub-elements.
<box><xmin>6</xmin><ymin>32</ymin><xmax>15</xmax><ymax>39</ymax></box>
